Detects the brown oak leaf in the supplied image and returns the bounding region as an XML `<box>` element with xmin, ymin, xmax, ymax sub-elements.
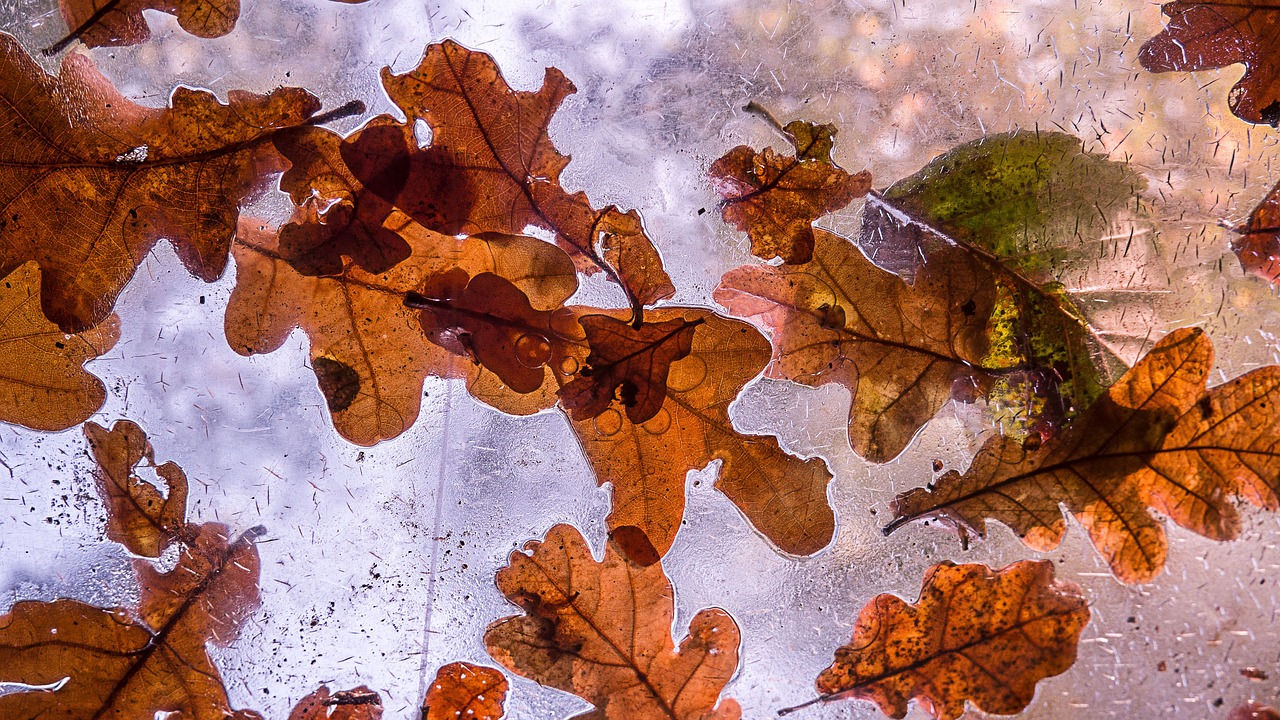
<box><xmin>289</xmin><ymin>686</ymin><xmax>384</xmax><ymax>720</ymax></box>
<box><xmin>85</xmin><ymin>419</ymin><xmax>190</xmax><ymax>557</ymax></box>
<box><xmin>781</xmin><ymin>560</ymin><xmax>1088</xmax><ymax>720</ymax></box>
<box><xmin>1139</xmin><ymin>1</ymin><xmax>1280</xmax><ymax>125</ymax></box>
<box><xmin>1232</xmin><ymin>178</ymin><xmax>1280</xmax><ymax>283</ymax></box>
<box><xmin>343</xmin><ymin>40</ymin><xmax>674</xmax><ymax>316</ymax></box>
<box><xmin>564</xmin><ymin>307</ymin><xmax>834</xmax><ymax>562</ymax></box>
<box><xmin>708</xmin><ymin>117</ymin><xmax>871</xmax><ymax>264</ymax></box>
<box><xmin>0</xmin><ymin>262</ymin><xmax>119</xmax><ymax>431</ymax></box>
<box><xmin>0</xmin><ymin>33</ymin><xmax>325</xmax><ymax>332</ymax></box>
<box><xmin>0</xmin><ymin>420</ymin><xmax>264</xmax><ymax>720</ymax></box>
<box><xmin>885</xmin><ymin>327</ymin><xmax>1280</xmax><ymax>583</ymax></box>
<box><xmin>560</xmin><ymin>314</ymin><xmax>701</xmax><ymax>425</ymax></box>
<box><xmin>272</xmin><ymin>119</ymin><xmax>408</xmax><ymax>277</ymax></box>
<box><xmin>715</xmin><ymin>228</ymin><xmax>995</xmax><ymax>463</ymax></box>
<box><xmin>423</xmin><ymin>662</ymin><xmax>507</xmax><ymax>720</ymax></box>
<box><xmin>406</xmin><ymin>267</ymin><xmax>582</xmax><ymax>395</ymax></box>
<box><xmin>226</xmin><ymin>213</ymin><xmax>578</xmax><ymax>444</ymax></box>
<box><xmin>484</xmin><ymin>524</ymin><xmax>742</xmax><ymax>720</ymax></box>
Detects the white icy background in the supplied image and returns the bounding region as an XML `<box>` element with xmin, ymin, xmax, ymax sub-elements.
<box><xmin>2</xmin><ymin>0</ymin><xmax>1280</xmax><ymax>718</ymax></box>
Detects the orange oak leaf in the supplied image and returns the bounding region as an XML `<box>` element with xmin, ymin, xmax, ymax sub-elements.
<box><xmin>423</xmin><ymin>662</ymin><xmax>507</xmax><ymax>720</ymax></box>
<box><xmin>343</xmin><ymin>40</ymin><xmax>674</xmax><ymax>316</ymax></box>
<box><xmin>0</xmin><ymin>262</ymin><xmax>119</xmax><ymax>431</ymax></box>
<box><xmin>406</xmin><ymin>268</ymin><xmax>582</xmax><ymax>395</ymax></box>
<box><xmin>226</xmin><ymin>213</ymin><xmax>579</xmax><ymax>444</ymax></box>
<box><xmin>560</xmin><ymin>314</ymin><xmax>701</xmax><ymax>425</ymax></box>
<box><xmin>272</xmin><ymin>119</ymin><xmax>408</xmax><ymax>277</ymax></box>
<box><xmin>565</xmin><ymin>307</ymin><xmax>834</xmax><ymax>562</ymax></box>
<box><xmin>289</xmin><ymin>686</ymin><xmax>384</xmax><ymax>720</ymax></box>
<box><xmin>715</xmin><ymin>228</ymin><xmax>995</xmax><ymax>463</ymax></box>
<box><xmin>885</xmin><ymin>327</ymin><xmax>1280</xmax><ymax>583</ymax></box>
<box><xmin>1139</xmin><ymin>1</ymin><xmax>1280</xmax><ymax>125</ymax></box>
<box><xmin>484</xmin><ymin>524</ymin><xmax>742</xmax><ymax>720</ymax></box>
<box><xmin>1232</xmin><ymin>178</ymin><xmax>1280</xmax><ymax>282</ymax></box>
<box><xmin>781</xmin><ymin>560</ymin><xmax>1088</xmax><ymax>720</ymax></box>
<box><xmin>85</xmin><ymin>419</ymin><xmax>190</xmax><ymax>557</ymax></box>
<box><xmin>0</xmin><ymin>420</ymin><xmax>264</xmax><ymax>720</ymax></box>
<box><xmin>0</xmin><ymin>33</ymin><xmax>329</xmax><ymax>333</ymax></box>
<box><xmin>708</xmin><ymin>116</ymin><xmax>871</xmax><ymax>264</ymax></box>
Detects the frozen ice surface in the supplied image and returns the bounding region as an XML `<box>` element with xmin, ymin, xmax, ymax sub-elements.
<box><xmin>2</xmin><ymin>0</ymin><xmax>1280</xmax><ymax>718</ymax></box>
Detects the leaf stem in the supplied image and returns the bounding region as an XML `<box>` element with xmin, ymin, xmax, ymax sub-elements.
<box><xmin>776</xmin><ymin>694</ymin><xmax>833</xmax><ymax>716</ymax></box>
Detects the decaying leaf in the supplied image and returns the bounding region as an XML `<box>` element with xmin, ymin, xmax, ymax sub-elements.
<box><xmin>0</xmin><ymin>262</ymin><xmax>119</xmax><ymax>432</ymax></box>
<box><xmin>560</xmin><ymin>315</ymin><xmax>701</xmax><ymax>425</ymax></box>
<box><xmin>47</xmin><ymin>0</ymin><xmax>368</xmax><ymax>54</ymax></box>
<box><xmin>272</xmin><ymin>119</ymin><xmax>407</xmax><ymax>277</ymax></box>
<box><xmin>85</xmin><ymin>418</ymin><xmax>189</xmax><ymax>557</ymax></box>
<box><xmin>0</xmin><ymin>33</ymin><xmax>326</xmax><ymax>332</ymax></box>
<box><xmin>226</xmin><ymin>213</ymin><xmax>579</xmax><ymax>444</ymax></box>
<box><xmin>1232</xmin><ymin>178</ymin><xmax>1280</xmax><ymax>283</ymax></box>
<box><xmin>860</xmin><ymin>131</ymin><xmax>1136</xmax><ymax>441</ymax></box>
<box><xmin>1139</xmin><ymin>1</ymin><xmax>1280</xmax><ymax>125</ymax></box>
<box><xmin>289</xmin><ymin>686</ymin><xmax>384</xmax><ymax>720</ymax></box>
<box><xmin>565</xmin><ymin>307</ymin><xmax>834</xmax><ymax>562</ymax></box>
<box><xmin>47</xmin><ymin>0</ymin><xmax>239</xmax><ymax>54</ymax></box>
<box><xmin>484</xmin><ymin>524</ymin><xmax>742</xmax><ymax>720</ymax></box>
<box><xmin>406</xmin><ymin>268</ymin><xmax>581</xmax><ymax>396</ymax></box>
<box><xmin>0</xmin><ymin>420</ymin><xmax>265</xmax><ymax>720</ymax></box>
<box><xmin>715</xmin><ymin>228</ymin><xmax>995</xmax><ymax>463</ymax></box>
<box><xmin>423</xmin><ymin>662</ymin><xmax>507</xmax><ymax>720</ymax></box>
<box><xmin>886</xmin><ymin>327</ymin><xmax>1280</xmax><ymax>583</ymax></box>
<box><xmin>343</xmin><ymin>40</ymin><xmax>674</xmax><ymax>316</ymax></box>
<box><xmin>708</xmin><ymin>116</ymin><xmax>871</xmax><ymax>264</ymax></box>
<box><xmin>781</xmin><ymin>560</ymin><xmax>1088</xmax><ymax>720</ymax></box>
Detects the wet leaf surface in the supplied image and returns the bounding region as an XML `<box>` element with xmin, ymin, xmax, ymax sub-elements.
<box><xmin>484</xmin><ymin>524</ymin><xmax>742</xmax><ymax>720</ymax></box>
<box><xmin>0</xmin><ymin>263</ymin><xmax>119</xmax><ymax>431</ymax></box>
<box><xmin>1232</xmin><ymin>177</ymin><xmax>1280</xmax><ymax>283</ymax></box>
<box><xmin>288</xmin><ymin>686</ymin><xmax>384</xmax><ymax>720</ymax></box>
<box><xmin>423</xmin><ymin>662</ymin><xmax>507</xmax><ymax>720</ymax></box>
<box><xmin>785</xmin><ymin>560</ymin><xmax>1088</xmax><ymax>720</ymax></box>
<box><xmin>886</xmin><ymin>327</ymin><xmax>1280</xmax><ymax>583</ymax></box>
<box><xmin>1140</xmin><ymin>1</ymin><xmax>1280</xmax><ymax>125</ymax></box>
<box><xmin>85</xmin><ymin>419</ymin><xmax>190</xmax><ymax>557</ymax></box>
<box><xmin>0</xmin><ymin>33</ymin><xmax>323</xmax><ymax>332</ymax></box>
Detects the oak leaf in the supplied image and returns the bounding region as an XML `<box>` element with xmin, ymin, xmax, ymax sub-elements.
<box><xmin>1139</xmin><ymin>1</ymin><xmax>1280</xmax><ymax>125</ymax></box>
<box><xmin>560</xmin><ymin>315</ymin><xmax>701</xmax><ymax>425</ymax></box>
<box><xmin>858</xmin><ymin>131</ymin><xmax>1135</xmax><ymax>441</ymax></box>
<box><xmin>343</xmin><ymin>40</ymin><xmax>674</xmax><ymax>316</ymax></box>
<box><xmin>423</xmin><ymin>663</ymin><xmax>507</xmax><ymax>720</ymax></box>
<box><xmin>0</xmin><ymin>420</ymin><xmax>264</xmax><ymax>720</ymax></box>
<box><xmin>0</xmin><ymin>33</ymin><xmax>324</xmax><ymax>332</ymax></box>
<box><xmin>708</xmin><ymin>117</ymin><xmax>871</xmax><ymax>264</ymax></box>
<box><xmin>715</xmin><ymin>227</ymin><xmax>995</xmax><ymax>463</ymax></box>
<box><xmin>0</xmin><ymin>262</ymin><xmax>119</xmax><ymax>431</ymax></box>
<box><xmin>885</xmin><ymin>326</ymin><xmax>1280</xmax><ymax>583</ymax></box>
<box><xmin>272</xmin><ymin>120</ymin><xmax>408</xmax><ymax>277</ymax></box>
<box><xmin>406</xmin><ymin>268</ymin><xmax>582</xmax><ymax>396</ymax></box>
<box><xmin>783</xmin><ymin>560</ymin><xmax>1088</xmax><ymax>720</ymax></box>
<box><xmin>289</xmin><ymin>686</ymin><xmax>384</xmax><ymax>720</ymax></box>
<box><xmin>484</xmin><ymin>524</ymin><xmax>742</xmax><ymax>720</ymax></box>
<box><xmin>85</xmin><ymin>419</ymin><xmax>189</xmax><ymax>557</ymax></box>
<box><xmin>564</xmin><ymin>307</ymin><xmax>834</xmax><ymax>562</ymax></box>
<box><xmin>1231</xmin><ymin>178</ymin><xmax>1280</xmax><ymax>283</ymax></box>
<box><xmin>226</xmin><ymin>213</ymin><xmax>578</xmax><ymax>444</ymax></box>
